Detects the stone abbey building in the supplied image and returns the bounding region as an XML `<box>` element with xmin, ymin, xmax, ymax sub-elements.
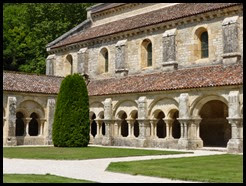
<box><xmin>3</xmin><ymin>3</ymin><xmax>243</xmax><ymax>153</ymax></box>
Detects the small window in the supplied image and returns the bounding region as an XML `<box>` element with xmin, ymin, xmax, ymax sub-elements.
<box><xmin>200</xmin><ymin>31</ymin><xmax>209</xmax><ymax>58</ymax></box>
<box><xmin>99</xmin><ymin>48</ymin><xmax>109</xmax><ymax>74</ymax></box>
<box><xmin>141</xmin><ymin>39</ymin><xmax>153</xmax><ymax>68</ymax></box>
<box><xmin>147</xmin><ymin>43</ymin><xmax>152</xmax><ymax>67</ymax></box>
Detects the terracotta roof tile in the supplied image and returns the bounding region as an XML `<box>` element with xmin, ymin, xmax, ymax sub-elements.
<box><xmin>3</xmin><ymin>64</ymin><xmax>243</xmax><ymax>96</ymax></box>
<box><xmin>51</xmin><ymin>3</ymin><xmax>241</xmax><ymax>49</ymax></box>
<box><xmin>3</xmin><ymin>72</ymin><xmax>63</xmax><ymax>95</ymax></box>
<box><xmin>88</xmin><ymin>64</ymin><xmax>243</xmax><ymax>96</ymax></box>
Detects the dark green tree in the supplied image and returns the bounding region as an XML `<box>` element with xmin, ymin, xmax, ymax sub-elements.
<box><xmin>52</xmin><ymin>74</ymin><xmax>90</xmax><ymax>147</ymax></box>
<box><xmin>3</xmin><ymin>3</ymin><xmax>95</xmax><ymax>74</ymax></box>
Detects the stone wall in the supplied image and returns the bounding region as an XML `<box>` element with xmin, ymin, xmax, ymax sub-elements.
<box><xmin>51</xmin><ymin>7</ymin><xmax>243</xmax><ymax>80</ymax></box>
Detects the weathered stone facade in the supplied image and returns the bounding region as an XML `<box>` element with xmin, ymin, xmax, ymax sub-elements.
<box><xmin>3</xmin><ymin>3</ymin><xmax>243</xmax><ymax>153</ymax></box>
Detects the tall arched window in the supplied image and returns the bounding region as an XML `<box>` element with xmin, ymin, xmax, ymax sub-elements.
<box><xmin>65</xmin><ymin>54</ymin><xmax>73</xmax><ymax>75</ymax></box>
<box><xmin>200</xmin><ymin>31</ymin><xmax>209</xmax><ymax>58</ymax></box>
<box><xmin>98</xmin><ymin>48</ymin><xmax>109</xmax><ymax>74</ymax></box>
<box><xmin>16</xmin><ymin>112</ymin><xmax>25</xmax><ymax>136</ymax></box>
<box><xmin>29</xmin><ymin>113</ymin><xmax>39</xmax><ymax>136</ymax></box>
<box><xmin>141</xmin><ymin>39</ymin><xmax>152</xmax><ymax>68</ymax></box>
<box><xmin>147</xmin><ymin>42</ymin><xmax>152</xmax><ymax>67</ymax></box>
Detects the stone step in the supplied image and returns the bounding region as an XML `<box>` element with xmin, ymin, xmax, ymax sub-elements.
<box><xmin>201</xmin><ymin>147</ymin><xmax>227</xmax><ymax>152</ymax></box>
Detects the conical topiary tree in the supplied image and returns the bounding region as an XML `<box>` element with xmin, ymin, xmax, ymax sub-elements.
<box><xmin>52</xmin><ymin>73</ymin><xmax>90</xmax><ymax>147</ymax></box>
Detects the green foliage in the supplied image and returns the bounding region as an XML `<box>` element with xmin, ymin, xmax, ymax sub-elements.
<box><xmin>3</xmin><ymin>3</ymin><xmax>95</xmax><ymax>74</ymax></box>
<box><xmin>52</xmin><ymin>74</ymin><xmax>90</xmax><ymax>147</ymax></box>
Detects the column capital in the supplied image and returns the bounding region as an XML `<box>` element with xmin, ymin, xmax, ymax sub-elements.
<box><xmin>226</xmin><ymin>117</ymin><xmax>243</xmax><ymax>125</ymax></box>
<box><xmin>163</xmin><ymin>118</ymin><xmax>174</xmax><ymax>124</ymax></box>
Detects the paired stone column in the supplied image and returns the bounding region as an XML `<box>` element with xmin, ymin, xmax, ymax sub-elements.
<box><xmin>164</xmin><ymin>119</ymin><xmax>174</xmax><ymax>139</ymax></box>
<box><xmin>149</xmin><ymin>119</ymin><xmax>158</xmax><ymax>139</ymax></box>
<box><xmin>39</xmin><ymin>118</ymin><xmax>46</xmax><ymax>136</ymax></box>
<box><xmin>126</xmin><ymin>119</ymin><xmax>134</xmax><ymax>138</ymax></box>
<box><xmin>227</xmin><ymin>91</ymin><xmax>243</xmax><ymax>153</ymax></box>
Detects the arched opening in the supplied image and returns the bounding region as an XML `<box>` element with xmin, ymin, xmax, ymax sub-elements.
<box><xmin>102</xmin><ymin>122</ymin><xmax>105</xmax><ymax>136</ymax></box>
<box><xmin>120</xmin><ymin>112</ymin><xmax>128</xmax><ymax>137</ymax></box>
<box><xmin>141</xmin><ymin>39</ymin><xmax>152</xmax><ymax>68</ymax></box>
<box><xmin>172</xmin><ymin>111</ymin><xmax>181</xmax><ymax>139</ymax></box>
<box><xmin>98</xmin><ymin>48</ymin><xmax>109</xmax><ymax>74</ymax></box>
<box><xmin>91</xmin><ymin>113</ymin><xmax>97</xmax><ymax>137</ymax></box>
<box><xmin>29</xmin><ymin>112</ymin><xmax>39</xmax><ymax>136</ymax></box>
<box><xmin>156</xmin><ymin>111</ymin><xmax>166</xmax><ymax>138</ymax></box>
<box><xmin>131</xmin><ymin>111</ymin><xmax>139</xmax><ymax>138</ymax></box>
<box><xmin>199</xmin><ymin>100</ymin><xmax>231</xmax><ymax>147</ymax></box>
<box><xmin>16</xmin><ymin>112</ymin><xmax>25</xmax><ymax>136</ymax></box>
<box><xmin>65</xmin><ymin>54</ymin><xmax>73</xmax><ymax>75</ymax></box>
<box><xmin>200</xmin><ymin>31</ymin><xmax>209</xmax><ymax>58</ymax></box>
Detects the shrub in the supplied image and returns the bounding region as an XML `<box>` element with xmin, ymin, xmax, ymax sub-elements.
<box><xmin>52</xmin><ymin>73</ymin><xmax>90</xmax><ymax>147</ymax></box>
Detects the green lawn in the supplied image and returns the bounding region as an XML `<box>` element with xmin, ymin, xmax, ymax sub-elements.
<box><xmin>106</xmin><ymin>154</ymin><xmax>243</xmax><ymax>183</ymax></box>
<box><xmin>3</xmin><ymin>146</ymin><xmax>189</xmax><ymax>160</ymax></box>
<box><xmin>3</xmin><ymin>174</ymin><xmax>95</xmax><ymax>183</ymax></box>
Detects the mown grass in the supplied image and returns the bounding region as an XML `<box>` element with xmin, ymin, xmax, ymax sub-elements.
<box><xmin>3</xmin><ymin>174</ymin><xmax>95</xmax><ymax>183</ymax></box>
<box><xmin>106</xmin><ymin>154</ymin><xmax>243</xmax><ymax>183</ymax></box>
<box><xmin>3</xmin><ymin>146</ymin><xmax>190</xmax><ymax>160</ymax></box>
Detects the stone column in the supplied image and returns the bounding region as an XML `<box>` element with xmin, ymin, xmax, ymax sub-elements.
<box><xmin>44</xmin><ymin>98</ymin><xmax>55</xmax><ymax>145</ymax></box>
<box><xmin>126</xmin><ymin>119</ymin><xmax>134</xmax><ymax>138</ymax></box>
<box><xmin>137</xmin><ymin>96</ymin><xmax>149</xmax><ymax>147</ymax></box>
<box><xmin>77</xmin><ymin>48</ymin><xmax>88</xmax><ymax>75</ymax></box>
<box><xmin>5</xmin><ymin>96</ymin><xmax>17</xmax><ymax>146</ymax></box>
<box><xmin>149</xmin><ymin>119</ymin><xmax>157</xmax><ymax>139</ymax></box>
<box><xmin>95</xmin><ymin>120</ymin><xmax>101</xmax><ymax>137</ymax></box>
<box><xmin>46</xmin><ymin>54</ymin><xmax>55</xmax><ymax>75</ymax></box>
<box><xmin>221</xmin><ymin>16</ymin><xmax>241</xmax><ymax>65</ymax></box>
<box><xmin>162</xmin><ymin>28</ymin><xmax>178</xmax><ymax>71</ymax></box>
<box><xmin>39</xmin><ymin>118</ymin><xmax>46</xmax><ymax>136</ymax></box>
<box><xmin>115</xmin><ymin>40</ymin><xmax>128</xmax><ymax>77</ymax></box>
<box><xmin>177</xmin><ymin>93</ymin><xmax>190</xmax><ymax>149</ymax></box>
<box><xmin>25</xmin><ymin>118</ymin><xmax>32</xmax><ymax>136</ymax></box>
<box><xmin>102</xmin><ymin>98</ymin><xmax>113</xmax><ymax>145</ymax></box>
<box><xmin>164</xmin><ymin>119</ymin><xmax>174</xmax><ymax>139</ymax></box>
<box><xmin>227</xmin><ymin>91</ymin><xmax>243</xmax><ymax>153</ymax></box>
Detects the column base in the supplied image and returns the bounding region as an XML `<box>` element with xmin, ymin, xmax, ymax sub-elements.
<box><xmin>227</xmin><ymin>139</ymin><xmax>243</xmax><ymax>153</ymax></box>
<box><xmin>178</xmin><ymin>138</ymin><xmax>203</xmax><ymax>150</ymax></box>
<box><xmin>101</xmin><ymin>136</ymin><xmax>113</xmax><ymax>146</ymax></box>
<box><xmin>4</xmin><ymin>137</ymin><xmax>17</xmax><ymax>146</ymax></box>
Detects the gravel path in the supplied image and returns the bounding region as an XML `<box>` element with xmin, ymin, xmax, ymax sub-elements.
<box><xmin>3</xmin><ymin>146</ymin><xmax>227</xmax><ymax>183</ymax></box>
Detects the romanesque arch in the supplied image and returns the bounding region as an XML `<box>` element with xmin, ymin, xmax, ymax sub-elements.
<box><xmin>113</xmin><ymin>100</ymin><xmax>138</xmax><ymax>119</ymax></box>
<box><xmin>149</xmin><ymin>97</ymin><xmax>178</xmax><ymax>119</ymax></box>
<box><xmin>192</xmin><ymin>95</ymin><xmax>230</xmax><ymax>147</ymax></box>
<box><xmin>64</xmin><ymin>54</ymin><xmax>73</xmax><ymax>76</ymax></box>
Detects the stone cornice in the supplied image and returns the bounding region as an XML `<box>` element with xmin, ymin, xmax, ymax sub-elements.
<box><xmin>47</xmin><ymin>5</ymin><xmax>242</xmax><ymax>55</ymax></box>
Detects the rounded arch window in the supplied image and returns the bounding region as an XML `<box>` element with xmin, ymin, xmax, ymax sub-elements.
<box><xmin>29</xmin><ymin>112</ymin><xmax>39</xmax><ymax>136</ymax></box>
<box><xmin>141</xmin><ymin>39</ymin><xmax>152</xmax><ymax>68</ymax></box>
<box><xmin>16</xmin><ymin>112</ymin><xmax>25</xmax><ymax>136</ymax></box>
<box><xmin>65</xmin><ymin>54</ymin><xmax>73</xmax><ymax>75</ymax></box>
<box><xmin>194</xmin><ymin>27</ymin><xmax>209</xmax><ymax>59</ymax></box>
<box><xmin>99</xmin><ymin>48</ymin><xmax>109</xmax><ymax>74</ymax></box>
<box><xmin>200</xmin><ymin>31</ymin><xmax>209</xmax><ymax>58</ymax></box>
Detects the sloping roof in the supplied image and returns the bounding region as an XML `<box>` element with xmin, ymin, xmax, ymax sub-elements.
<box><xmin>51</xmin><ymin>3</ymin><xmax>241</xmax><ymax>49</ymax></box>
<box><xmin>3</xmin><ymin>72</ymin><xmax>63</xmax><ymax>95</ymax></box>
<box><xmin>3</xmin><ymin>64</ymin><xmax>243</xmax><ymax>96</ymax></box>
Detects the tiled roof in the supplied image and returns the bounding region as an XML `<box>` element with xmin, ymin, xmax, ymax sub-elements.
<box><xmin>3</xmin><ymin>72</ymin><xmax>63</xmax><ymax>95</ymax></box>
<box><xmin>51</xmin><ymin>3</ymin><xmax>241</xmax><ymax>49</ymax></box>
<box><xmin>88</xmin><ymin>64</ymin><xmax>243</xmax><ymax>96</ymax></box>
<box><xmin>3</xmin><ymin>64</ymin><xmax>243</xmax><ymax>96</ymax></box>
